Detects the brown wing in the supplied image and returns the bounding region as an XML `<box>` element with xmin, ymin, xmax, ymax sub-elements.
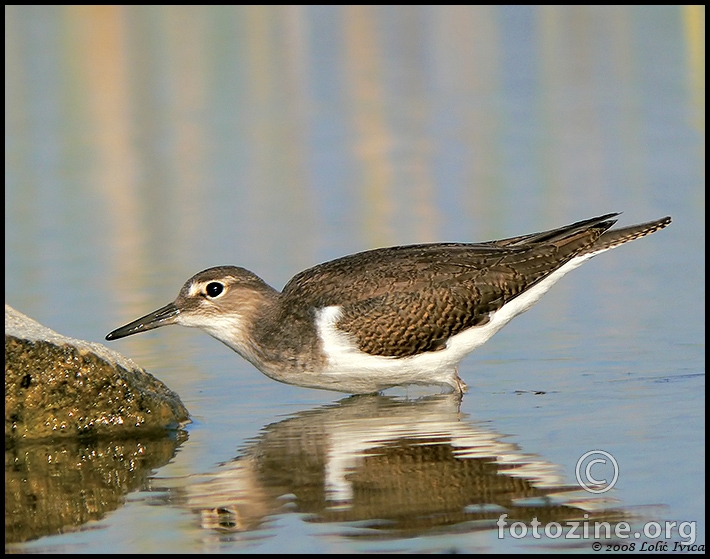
<box><xmin>278</xmin><ymin>216</ymin><xmax>626</xmax><ymax>357</ymax></box>
<box><xmin>331</xmin><ymin>235</ymin><xmax>601</xmax><ymax>357</ymax></box>
<box><xmin>282</xmin><ymin>214</ymin><xmax>620</xmax><ymax>309</ymax></box>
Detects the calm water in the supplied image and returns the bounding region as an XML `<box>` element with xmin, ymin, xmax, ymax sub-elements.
<box><xmin>5</xmin><ymin>5</ymin><xmax>704</xmax><ymax>553</ymax></box>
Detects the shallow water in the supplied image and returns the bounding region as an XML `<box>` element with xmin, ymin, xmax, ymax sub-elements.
<box><xmin>5</xmin><ymin>5</ymin><xmax>704</xmax><ymax>553</ymax></box>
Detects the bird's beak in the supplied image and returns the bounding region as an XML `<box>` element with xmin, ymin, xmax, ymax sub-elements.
<box><xmin>106</xmin><ymin>302</ymin><xmax>180</xmax><ymax>340</ymax></box>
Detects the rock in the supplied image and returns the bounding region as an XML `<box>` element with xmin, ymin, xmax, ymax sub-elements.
<box><xmin>5</xmin><ymin>305</ymin><xmax>190</xmax><ymax>444</ymax></box>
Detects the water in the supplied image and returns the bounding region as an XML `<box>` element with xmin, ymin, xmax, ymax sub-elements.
<box><xmin>5</xmin><ymin>5</ymin><xmax>704</xmax><ymax>553</ymax></box>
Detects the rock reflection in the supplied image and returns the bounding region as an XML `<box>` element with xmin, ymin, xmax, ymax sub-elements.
<box><xmin>180</xmin><ymin>394</ymin><xmax>625</xmax><ymax>538</ymax></box>
<box><xmin>5</xmin><ymin>433</ymin><xmax>187</xmax><ymax>544</ymax></box>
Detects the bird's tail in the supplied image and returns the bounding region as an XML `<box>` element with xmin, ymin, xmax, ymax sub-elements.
<box><xmin>588</xmin><ymin>216</ymin><xmax>672</xmax><ymax>253</ymax></box>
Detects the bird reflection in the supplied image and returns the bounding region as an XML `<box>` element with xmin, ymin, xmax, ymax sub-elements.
<box><xmin>175</xmin><ymin>394</ymin><xmax>625</xmax><ymax>539</ymax></box>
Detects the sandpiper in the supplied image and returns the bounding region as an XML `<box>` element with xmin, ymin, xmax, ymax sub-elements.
<box><xmin>106</xmin><ymin>213</ymin><xmax>670</xmax><ymax>394</ymax></box>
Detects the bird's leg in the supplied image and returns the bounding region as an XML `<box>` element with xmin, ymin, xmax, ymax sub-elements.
<box><xmin>454</xmin><ymin>367</ymin><xmax>468</xmax><ymax>394</ymax></box>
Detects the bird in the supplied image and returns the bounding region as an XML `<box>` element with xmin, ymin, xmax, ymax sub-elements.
<box><xmin>106</xmin><ymin>213</ymin><xmax>671</xmax><ymax>394</ymax></box>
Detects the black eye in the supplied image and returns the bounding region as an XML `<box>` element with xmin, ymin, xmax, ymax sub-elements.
<box><xmin>205</xmin><ymin>282</ymin><xmax>224</xmax><ymax>298</ymax></box>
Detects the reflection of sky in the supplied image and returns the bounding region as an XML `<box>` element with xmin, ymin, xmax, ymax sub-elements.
<box><xmin>5</xmin><ymin>5</ymin><xmax>704</xmax><ymax>553</ymax></box>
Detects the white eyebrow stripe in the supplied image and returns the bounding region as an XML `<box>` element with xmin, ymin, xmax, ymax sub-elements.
<box><xmin>188</xmin><ymin>282</ymin><xmax>204</xmax><ymax>297</ymax></box>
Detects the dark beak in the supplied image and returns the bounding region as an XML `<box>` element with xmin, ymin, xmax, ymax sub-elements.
<box><xmin>106</xmin><ymin>302</ymin><xmax>180</xmax><ymax>340</ymax></box>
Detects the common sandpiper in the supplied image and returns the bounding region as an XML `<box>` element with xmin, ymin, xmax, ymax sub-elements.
<box><xmin>106</xmin><ymin>213</ymin><xmax>671</xmax><ymax>394</ymax></box>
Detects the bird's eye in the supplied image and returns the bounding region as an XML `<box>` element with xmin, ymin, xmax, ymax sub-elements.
<box><xmin>205</xmin><ymin>282</ymin><xmax>225</xmax><ymax>298</ymax></box>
